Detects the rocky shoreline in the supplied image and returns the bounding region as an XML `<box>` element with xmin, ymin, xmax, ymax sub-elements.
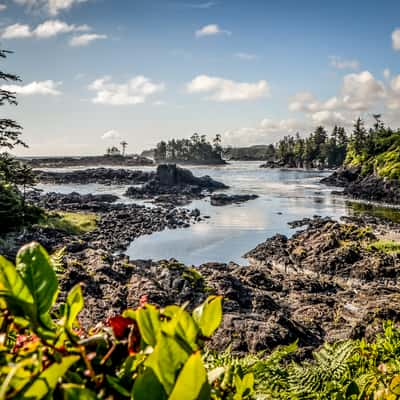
<box><xmin>2</xmin><ymin>194</ymin><xmax>399</xmax><ymax>356</ymax></box>
<box><xmin>24</xmin><ymin>154</ymin><xmax>154</xmax><ymax>168</ymax></box>
<box><xmin>2</xmin><ymin>163</ymin><xmax>400</xmax><ymax>358</ymax></box>
<box><xmin>321</xmin><ymin>166</ymin><xmax>400</xmax><ymax>205</ymax></box>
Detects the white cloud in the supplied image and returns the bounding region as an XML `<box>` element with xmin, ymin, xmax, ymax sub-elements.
<box><xmin>1</xmin><ymin>80</ymin><xmax>62</xmax><ymax>96</ymax></box>
<box><xmin>2</xmin><ymin>23</ymin><xmax>32</xmax><ymax>39</ymax></box>
<box><xmin>341</xmin><ymin>71</ymin><xmax>385</xmax><ymax>111</ymax></box>
<box><xmin>195</xmin><ymin>24</ymin><xmax>231</xmax><ymax>37</ymax></box>
<box><xmin>235</xmin><ymin>52</ymin><xmax>257</xmax><ymax>60</ymax></box>
<box><xmin>187</xmin><ymin>75</ymin><xmax>269</xmax><ymax>101</ymax></box>
<box><xmin>392</xmin><ymin>28</ymin><xmax>400</xmax><ymax>51</ymax></box>
<box><xmin>223</xmin><ymin>118</ymin><xmax>309</xmax><ymax>146</ymax></box>
<box><xmin>69</xmin><ymin>33</ymin><xmax>107</xmax><ymax>46</ymax></box>
<box><xmin>34</xmin><ymin>19</ymin><xmax>89</xmax><ymax>38</ymax></box>
<box><xmin>311</xmin><ymin>111</ymin><xmax>346</xmax><ymax>125</ymax></box>
<box><xmin>88</xmin><ymin>75</ymin><xmax>165</xmax><ymax>106</ymax></box>
<box><xmin>329</xmin><ymin>56</ymin><xmax>359</xmax><ymax>70</ymax></box>
<box><xmin>101</xmin><ymin>129</ymin><xmax>121</xmax><ymax>140</ymax></box>
<box><xmin>13</xmin><ymin>0</ymin><xmax>89</xmax><ymax>15</ymax></box>
<box><xmin>0</xmin><ymin>4</ymin><xmax>7</xmax><ymax>11</ymax></box>
<box><xmin>384</xmin><ymin>68</ymin><xmax>391</xmax><ymax>79</ymax></box>
<box><xmin>289</xmin><ymin>71</ymin><xmax>385</xmax><ymax>113</ymax></box>
<box><xmin>184</xmin><ymin>2</ymin><xmax>216</xmax><ymax>8</ymax></box>
<box><xmin>1</xmin><ymin>19</ymin><xmax>91</xmax><ymax>39</ymax></box>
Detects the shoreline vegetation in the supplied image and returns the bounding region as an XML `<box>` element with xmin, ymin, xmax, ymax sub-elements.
<box><xmin>1</xmin><ymin>49</ymin><xmax>400</xmax><ymax>399</ymax></box>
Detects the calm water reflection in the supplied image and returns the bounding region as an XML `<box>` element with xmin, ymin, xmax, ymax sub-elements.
<box><xmin>37</xmin><ymin>162</ymin><xmax>352</xmax><ymax>265</ymax></box>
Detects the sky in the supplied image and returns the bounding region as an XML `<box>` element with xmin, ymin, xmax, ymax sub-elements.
<box><xmin>0</xmin><ymin>0</ymin><xmax>400</xmax><ymax>156</ymax></box>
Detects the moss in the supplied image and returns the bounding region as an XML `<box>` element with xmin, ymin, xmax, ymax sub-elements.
<box><xmin>347</xmin><ymin>202</ymin><xmax>400</xmax><ymax>224</ymax></box>
<box><xmin>38</xmin><ymin>211</ymin><xmax>98</xmax><ymax>235</ymax></box>
<box><xmin>182</xmin><ymin>268</ymin><xmax>204</xmax><ymax>286</ymax></box>
<box><xmin>367</xmin><ymin>240</ymin><xmax>400</xmax><ymax>254</ymax></box>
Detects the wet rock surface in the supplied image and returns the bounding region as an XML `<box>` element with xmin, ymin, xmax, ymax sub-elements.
<box><xmin>16</xmin><ymin>213</ymin><xmax>397</xmax><ymax>357</ymax></box>
<box><xmin>210</xmin><ymin>193</ymin><xmax>259</xmax><ymax>206</ymax></box>
<box><xmin>322</xmin><ymin>166</ymin><xmax>400</xmax><ymax>204</ymax></box>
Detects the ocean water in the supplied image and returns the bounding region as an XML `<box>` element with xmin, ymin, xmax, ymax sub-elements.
<box><xmin>36</xmin><ymin>161</ymin><xmax>349</xmax><ymax>265</ymax></box>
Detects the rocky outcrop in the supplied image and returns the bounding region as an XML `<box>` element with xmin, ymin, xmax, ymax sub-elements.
<box><xmin>26</xmin><ymin>191</ymin><xmax>119</xmax><ymax>211</ymax></box>
<box><xmin>210</xmin><ymin>193</ymin><xmax>259</xmax><ymax>206</ymax></box>
<box><xmin>125</xmin><ymin>164</ymin><xmax>228</xmax><ymax>200</ymax></box>
<box><xmin>36</xmin><ymin>168</ymin><xmax>153</xmax><ymax>185</ymax></box>
<box><xmin>244</xmin><ymin>216</ymin><xmax>399</xmax><ymax>281</ymax></box>
<box><xmin>322</xmin><ymin>167</ymin><xmax>400</xmax><ymax>204</ymax></box>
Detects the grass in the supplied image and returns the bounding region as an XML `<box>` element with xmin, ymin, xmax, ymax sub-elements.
<box><xmin>39</xmin><ymin>211</ymin><xmax>98</xmax><ymax>235</ymax></box>
<box><xmin>367</xmin><ymin>239</ymin><xmax>400</xmax><ymax>254</ymax></box>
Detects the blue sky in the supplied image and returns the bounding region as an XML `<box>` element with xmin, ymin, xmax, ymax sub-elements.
<box><xmin>1</xmin><ymin>0</ymin><xmax>400</xmax><ymax>155</ymax></box>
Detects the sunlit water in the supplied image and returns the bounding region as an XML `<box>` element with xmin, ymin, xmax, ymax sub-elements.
<box><xmin>36</xmin><ymin>161</ymin><xmax>353</xmax><ymax>265</ymax></box>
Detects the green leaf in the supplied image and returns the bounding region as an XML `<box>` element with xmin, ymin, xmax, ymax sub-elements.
<box><xmin>132</xmin><ymin>368</ymin><xmax>167</xmax><ymax>400</ymax></box>
<box><xmin>62</xmin><ymin>384</ymin><xmax>98</xmax><ymax>400</ymax></box>
<box><xmin>145</xmin><ymin>331</ymin><xmax>190</xmax><ymax>394</ymax></box>
<box><xmin>346</xmin><ymin>381</ymin><xmax>359</xmax><ymax>397</ymax></box>
<box><xmin>64</xmin><ymin>284</ymin><xmax>84</xmax><ymax>331</ymax></box>
<box><xmin>0</xmin><ymin>255</ymin><xmax>36</xmax><ymax>320</ymax></box>
<box><xmin>162</xmin><ymin>307</ymin><xmax>199</xmax><ymax>352</ymax></box>
<box><xmin>16</xmin><ymin>242</ymin><xmax>59</xmax><ymax>321</ymax></box>
<box><xmin>136</xmin><ymin>304</ymin><xmax>160</xmax><ymax>347</ymax></box>
<box><xmin>192</xmin><ymin>296</ymin><xmax>222</xmax><ymax>338</ymax></box>
<box><xmin>390</xmin><ymin>375</ymin><xmax>400</xmax><ymax>395</ymax></box>
<box><xmin>106</xmin><ymin>375</ymin><xmax>130</xmax><ymax>397</ymax></box>
<box><xmin>22</xmin><ymin>355</ymin><xmax>79</xmax><ymax>399</ymax></box>
<box><xmin>169</xmin><ymin>352</ymin><xmax>209</xmax><ymax>400</ymax></box>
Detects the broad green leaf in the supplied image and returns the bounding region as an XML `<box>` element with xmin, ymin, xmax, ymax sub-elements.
<box><xmin>0</xmin><ymin>255</ymin><xmax>36</xmax><ymax>320</ymax></box>
<box><xmin>162</xmin><ymin>308</ymin><xmax>199</xmax><ymax>351</ymax></box>
<box><xmin>22</xmin><ymin>355</ymin><xmax>79</xmax><ymax>399</ymax></box>
<box><xmin>169</xmin><ymin>352</ymin><xmax>209</xmax><ymax>400</ymax></box>
<box><xmin>132</xmin><ymin>368</ymin><xmax>167</xmax><ymax>400</ymax></box>
<box><xmin>64</xmin><ymin>284</ymin><xmax>84</xmax><ymax>330</ymax></box>
<box><xmin>16</xmin><ymin>242</ymin><xmax>58</xmax><ymax>324</ymax></box>
<box><xmin>136</xmin><ymin>304</ymin><xmax>160</xmax><ymax>347</ymax></box>
<box><xmin>145</xmin><ymin>331</ymin><xmax>190</xmax><ymax>394</ymax></box>
<box><xmin>62</xmin><ymin>384</ymin><xmax>98</xmax><ymax>400</ymax></box>
<box><xmin>192</xmin><ymin>296</ymin><xmax>222</xmax><ymax>337</ymax></box>
<box><xmin>390</xmin><ymin>375</ymin><xmax>400</xmax><ymax>395</ymax></box>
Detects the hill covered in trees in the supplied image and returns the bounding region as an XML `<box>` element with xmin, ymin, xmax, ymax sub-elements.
<box><xmin>322</xmin><ymin>116</ymin><xmax>400</xmax><ymax>203</ymax></box>
<box><xmin>154</xmin><ymin>133</ymin><xmax>225</xmax><ymax>164</ymax></box>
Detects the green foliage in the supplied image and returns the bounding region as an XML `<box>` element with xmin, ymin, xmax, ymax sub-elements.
<box><xmin>0</xmin><ymin>242</ymin><xmax>252</xmax><ymax>399</ymax></box>
<box><xmin>345</xmin><ymin>116</ymin><xmax>400</xmax><ymax>180</ymax></box>
<box><xmin>0</xmin><ymin>183</ymin><xmax>43</xmax><ymax>234</ymax></box>
<box><xmin>38</xmin><ymin>211</ymin><xmax>98</xmax><ymax>235</ymax></box>
<box><xmin>0</xmin><ymin>50</ymin><xmax>42</xmax><ymax>233</ymax></box>
<box><xmin>367</xmin><ymin>239</ymin><xmax>400</xmax><ymax>255</ymax></box>
<box><xmin>154</xmin><ymin>133</ymin><xmax>224</xmax><ymax>163</ymax></box>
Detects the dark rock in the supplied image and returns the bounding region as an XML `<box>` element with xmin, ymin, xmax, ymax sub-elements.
<box><xmin>36</xmin><ymin>168</ymin><xmax>153</xmax><ymax>185</ymax></box>
<box><xmin>125</xmin><ymin>164</ymin><xmax>228</xmax><ymax>201</ymax></box>
<box><xmin>210</xmin><ymin>193</ymin><xmax>259</xmax><ymax>206</ymax></box>
<box><xmin>321</xmin><ymin>167</ymin><xmax>400</xmax><ymax>204</ymax></box>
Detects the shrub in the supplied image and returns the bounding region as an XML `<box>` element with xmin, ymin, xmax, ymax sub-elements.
<box><xmin>0</xmin><ymin>242</ymin><xmax>254</xmax><ymax>399</ymax></box>
<box><xmin>0</xmin><ymin>183</ymin><xmax>43</xmax><ymax>233</ymax></box>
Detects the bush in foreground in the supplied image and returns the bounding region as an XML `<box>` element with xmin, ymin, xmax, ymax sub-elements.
<box><xmin>1</xmin><ymin>243</ymin><xmax>400</xmax><ymax>399</ymax></box>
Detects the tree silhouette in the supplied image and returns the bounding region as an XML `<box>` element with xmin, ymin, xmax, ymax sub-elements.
<box><xmin>120</xmin><ymin>140</ymin><xmax>128</xmax><ymax>156</ymax></box>
<box><xmin>0</xmin><ymin>49</ymin><xmax>26</xmax><ymax>150</ymax></box>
